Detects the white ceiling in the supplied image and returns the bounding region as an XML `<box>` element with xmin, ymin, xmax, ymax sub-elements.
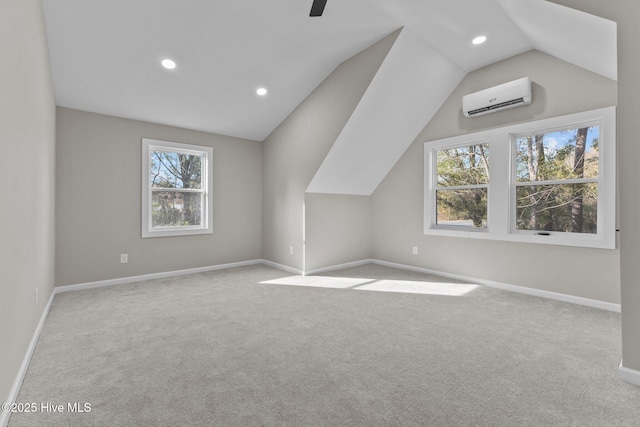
<box><xmin>42</xmin><ymin>0</ymin><xmax>616</xmax><ymax>142</ymax></box>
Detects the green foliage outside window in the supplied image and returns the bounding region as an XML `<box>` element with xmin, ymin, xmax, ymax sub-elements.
<box><xmin>150</xmin><ymin>151</ymin><xmax>203</xmax><ymax>227</ymax></box>
<box><xmin>514</xmin><ymin>126</ymin><xmax>599</xmax><ymax>234</ymax></box>
<box><xmin>435</xmin><ymin>144</ymin><xmax>489</xmax><ymax>228</ymax></box>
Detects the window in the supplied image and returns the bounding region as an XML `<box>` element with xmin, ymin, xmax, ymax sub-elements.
<box><xmin>424</xmin><ymin>106</ymin><xmax>616</xmax><ymax>249</ymax></box>
<box><xmin>513</xmin><ymin>125</ymin><xmax>600</xmax><ymax>235</ymax></box>
<box><xmin>142</xmin><ymin>138</ymin><xmax>213</xmax><ymax>238</ymax></box>
<box><xmin>434</xmin><ymin>143</ymin><xmax>489</xmax><ymax>230</ymax></box>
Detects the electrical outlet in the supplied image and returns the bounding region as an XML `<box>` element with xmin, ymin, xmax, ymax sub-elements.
<box><xmin>412</xmin><ymin>246</ymin><xmax>418</xmax><ymax>255</ymax></box>
<box><xmin>289</xmin><ymin>246</ymin><xmax>293</xmax><ymax>255</ymax></box>
<box><xmin>120</xmin><ymin>253</ymin><xmax>128</xmax><ymax>264</ymax></box>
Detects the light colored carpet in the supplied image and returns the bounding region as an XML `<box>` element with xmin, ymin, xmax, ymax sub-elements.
<box><xmin>8</xmin><ymin>263</ymin><xmax>640</xmax><ymax>426</ymax></box>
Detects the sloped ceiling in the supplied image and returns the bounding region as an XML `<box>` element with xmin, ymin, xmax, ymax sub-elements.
<box><xmin>42</xmin><ymin>0</ymin><xmax>616</xmax><ymax>142</ymax></box>
<box><xmin>42</xmin><ymin>1</ymin><xmax>616</xmax><ymax>195</ymax></box>
<box><xmin>306</xmin><ymin>2</ymin><xmax>616</xmax><ymax>195</ymax></box>
<box><xmin>497</xmin><ymin>0</ymin><xmax>616</xmax><ymax>80</ymax></box>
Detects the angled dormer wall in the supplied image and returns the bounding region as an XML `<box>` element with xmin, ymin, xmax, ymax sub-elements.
<box><xmin>306</xmin><ymin>28</ymin><xmax>465</xmax><ymax>196</ymax></box>
<box><xmin>262</xmin><ymin>30</ymin><xmax>399</xmax><ymax>272</ymax></box>
<box><xmin>263</xmin><ymin>26</ymin><xmax>467</xmax><ymax>272</ymax></box>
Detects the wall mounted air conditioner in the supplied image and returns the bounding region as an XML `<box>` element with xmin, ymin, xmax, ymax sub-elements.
<box><xmin>463</xmin><ymin>77</ymin><xmax>532</xmax><ymax>118</ymax></box>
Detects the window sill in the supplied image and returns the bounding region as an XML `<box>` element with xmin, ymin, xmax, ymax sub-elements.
<box><xmin>142</xmin><ymin>227</ymin><xmax>212</xmax><ymax>238</ymax></box>
<box><xmin>424</xmin><ymin>226</ymin><xmax>616</xmax><ymax>250</ymax></box>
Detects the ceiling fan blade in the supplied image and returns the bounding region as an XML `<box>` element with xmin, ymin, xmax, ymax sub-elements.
<box><xmin>310</xmin><ymin>0</ymin><xmax>327</xmax><ymax>17</ymax></box>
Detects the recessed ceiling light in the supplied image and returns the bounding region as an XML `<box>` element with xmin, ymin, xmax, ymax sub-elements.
<box><xmin>161</xmin><ymin>59</ymin><xmax>176</xmax><ymax>70</ymax></box>
<box><xmin>256</xmin><ymin>88</ymin><xmax>268</xmax><ymax>96</ymax></box>
<box><xmin>472</xmin><ymin>36</ymin><xmax>487</xmax><ymax>45</ymax></box>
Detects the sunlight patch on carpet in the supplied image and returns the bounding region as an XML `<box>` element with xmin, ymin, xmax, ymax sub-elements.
<box><xmin>354</xmin><ymin>279</ymin><xmax>479</xmax><ymax>296</ymax></box>
<box><xmin>261</xmin><ymin>276</ymin><xmax>479</xmax><ymax>296</ymax></box>
<box><xmin>260</xmin><ymin>276</ymin><xmax>375</xmax><ymax>289</ymax></box>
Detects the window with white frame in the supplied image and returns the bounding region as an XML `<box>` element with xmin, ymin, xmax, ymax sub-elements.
<box><xmin>142</xmin><ymin>138</ymin><xmax>213</xmax><ymax>238</ymax></box>
<box><xmin>513</xmin><ymin>125</ymin><xmax>600</xmax><ymax>235</ymax></box>
<box><xmin>434</xmin><ymin>142</ymin><xmax>490</xmax><ymax>230</ymax></box>
<box><xmin>424</xmin><ymin>106</ymin><xmax>616</xmax><ymax>249</ymax></box>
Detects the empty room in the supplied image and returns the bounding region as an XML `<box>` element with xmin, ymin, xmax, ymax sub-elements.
<box><xmin>2</xmin><ymin>0</ymin><xmax>640</xmax><ymax>425</ymax></box>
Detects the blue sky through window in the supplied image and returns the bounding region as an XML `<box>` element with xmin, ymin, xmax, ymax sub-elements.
<box><xmin>515</xmin><ymin>126</ymin><xmax>599</xmax><ymax>182</ymax></box>
<box><xmin>151</xmin><ymin>150</ymin><xmax>202</xmax><ymax>189</ymax></box>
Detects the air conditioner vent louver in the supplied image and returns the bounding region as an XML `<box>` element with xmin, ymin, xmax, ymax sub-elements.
<box><xmin>463</xmin><ymin>77</ymin><xmax>532</xmax><ymax>118</ymax></box>
<box><xmin>466</xmin><ymin>97</ymin><xmax>526</xmax><ymax>116</ymax></box>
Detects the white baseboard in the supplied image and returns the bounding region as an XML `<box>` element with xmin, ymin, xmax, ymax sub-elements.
<box><xmin>52</xmin><ymin>257</ymin><xmax>622</xmax><ymax>312</ymax></box>
<box><xmin>283</xmin><ymin>257</ymin><xmax>620</xmax><ymax>312</ymax></box>
<box><xmin>55</xmin><ymin>259</ymin><xmax>304</xmax><ymax>295</ymax></box>
<box><xmin>261</xmin><ymin>259</ymin><xmax>304</xmax><ymax>275</ymax></box>
<box><xmin>304</xmin><ymin>259</ymin><xmax>372</xmax><ymax>276</ymax></box>
<box><xmin>1</xmin><ymin>290</ymin><xmax>56</xmax><ymax>427</ymax></box>
<box><xmin>369</xmin><ymin>259</ymin><xmax>621</xmax><ymax>313</ymax></box>
<box><xmin>55</xmin><ymin>259</ymin><xmax>263</xmax><ymax>293</ymax></box>
<box><xmin>619</xmin><ymin>362</ymin><xmax>640</xmax><ymax>386</ymax></box>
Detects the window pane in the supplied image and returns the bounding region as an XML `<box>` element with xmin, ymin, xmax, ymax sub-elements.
<box><xmin>515</xmin><ymin>126</ymin><xmax>599</xmax><ymax>182</ymax></box>
<box><xmin>152</xmin><ymin>191</ymin><xmax>202</xmax><ymax>227</ymax></box>
<box><xmin>515</xmin><ymin>183</ymin><xmax>597</xmax><ymax>233</ymax></box>
<box><xmin>436</xmin><ymin>188</ymin><xmax>487</xmax><ymax>228</ymax></box>
<box><xmin>150</xmin><ymin>151</ymin><xmax>202</xmax><ymax>189</ymax></box>
<box><xmin>436</xmin><ymin>144</ymin><xmax>489</xmax><ymax>187</ymax></box>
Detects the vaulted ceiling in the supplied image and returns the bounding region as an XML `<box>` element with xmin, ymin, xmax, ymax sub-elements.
<box><xmin>43</xmin><ymin>0</ymin><xmax>616</xmax><ymax>143</ymax></box>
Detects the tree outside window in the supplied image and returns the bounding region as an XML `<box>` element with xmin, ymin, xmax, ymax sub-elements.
<box><xmin>424</xmin><ymin>107</ymin><xmax>615</xmax><ymax>249</ymax></box>
<box><xmin>514</xmin><ymin>126</ymin><xmax>599</xmax><ymax>234</ymax></box>
<box><xmin>151</xmin><ymin>150</ymin><xmax>203</xmax><ymax>227</ymax></box>
<box><xmin>435</xmin><ymin>143</ymin><xmax>489</xmax><ymax>229</ymax></box>
<box><xmin>142</xmin><ymin>139</ymin><xmax>212</xmax><ymax>238</ymax></box>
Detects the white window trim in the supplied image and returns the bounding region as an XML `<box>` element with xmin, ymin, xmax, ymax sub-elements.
<box><xmin>424</xmin><ymin>106</ymin><xmax>616</xmax><ymax>249</ymax></box>
<box><xmin>142</xmin><ymin>138</ymin><xmax>213</xmax><ymax>238</ymax></box>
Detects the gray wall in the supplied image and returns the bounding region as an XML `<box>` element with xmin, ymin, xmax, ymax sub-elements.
<box><xmin>371</xmin><ymin>50</ymin><xmax>620</xmax><ymax>303</ymax></box>
<box><xmin>262</xmin><ymin>30</ymin><xmax>398</xmax><ymax>271</ymax></box>
<box><xmin>550</xmin><ymin>0</ymin><xmax>640</xmax><ymax>376</ymax></box>
<box><xmin>0</xmin><ymin>0</ymin><xmax>56</xmax><ymax>407</ymax></box>
<box><xmin>304</xmin><ymin>194</ymin><xmax>371</xmax><ymax>272</ymax></box>
<box><xmin>55</xmin><ymin>108</ymin><xmax>262</xmax><ymax>286</ymax></box>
